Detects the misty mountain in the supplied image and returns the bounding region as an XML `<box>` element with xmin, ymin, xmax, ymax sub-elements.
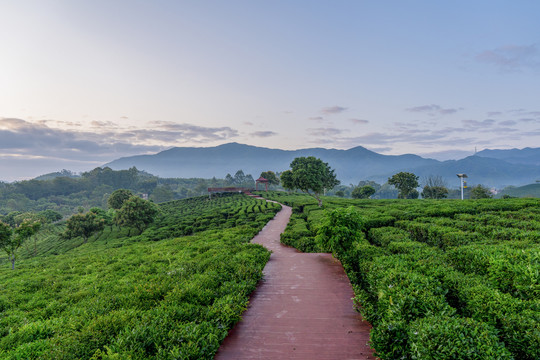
<box><xmin>476</xmin><ymin>147</ymin><xmax>540</xmax><ymax>166</ymax></box>
<box><xmin>403</xmin><ymin>156</ymin><xmax>540</xmax><ymax>189</ymax></box>
<box><xmin>104</xmin><ymin>143</ymin><xmax>540</xmax><ymax>188</ymax></box>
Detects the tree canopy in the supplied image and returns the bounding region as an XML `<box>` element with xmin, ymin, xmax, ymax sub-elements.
<box><xmin>388</xmin><ymin>172</ymin><xmax>419</xmax><ymax>199</ymax></box>
<box><xmin>470</xmin><ymin>184</ymin><xmax>493</xmax><ymax>199</ymax></box>
<box><xmin>107</xmin><ymin>189</ymin><xmax>133</xmax><ymax>210</ymax></box>
<box><xmin>259</xmin><ymin>171</ymin><xmax>280</xmax><ymax>186</ymax></box>
<box><xmin>64</xmin><ymin>211</ymin><xmax>105</xmax><ymax>243</ymax></box>
<box><xmin>280</xmin><ymin>156</ymin><xmax>340</xmax><ymax>207</ymax></box>
<box><xmin>352</xmin><ymin>185</ymin><xmax>376</xmax><ymax>199</ymax></box>
<box><xmin>421</xmin><ymin>175</ymin><xmax>449</xmax><ymax>199</ymax></box>
<box><xmin>0</xmin><ymin>220</ymin><xmax>41</xmax><ymax>269</ymax></box>
<box><xmin>114</xmin><ymin>196</ymin><xmax>159</xmax><ymax>233</ymax></box>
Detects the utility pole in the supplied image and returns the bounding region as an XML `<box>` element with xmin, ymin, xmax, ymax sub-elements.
<box><xmin>457</xmin><ymin>174</ymin><xmax>468</xmax><ymax>200</ymax></box>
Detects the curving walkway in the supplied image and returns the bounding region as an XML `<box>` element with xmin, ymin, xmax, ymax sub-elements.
<box><xmin>215</xmin><ymin>202</ymin><xmax>375</xmax><ymax>360</ymax></box>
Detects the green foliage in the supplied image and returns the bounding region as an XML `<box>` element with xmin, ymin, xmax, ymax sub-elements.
<box><xmin>352</xmin><ymin>185</ymin><xmax>376</xmax><ymax>199</ymax></box>
<box><xmin>0</xmin><ymin>221</ymin><xmax>13</xmax><ymax>254</ymax></box>
<box><xmin>316</xmin><ymin>207</ymin><xmax>365</xmax><ymax>256</ymax></box>
<box><xmin>107</xmin><ymin>189</ymin><xmax>133</xmax><ymax>210</ymax></box>
<box><xmin>114</xmin><ymin>196</ymin><xmax>159</xmax><ymax>233</ymax></box>
<box><xmin>280</xmin><ymin>170</ymin><xmax>295</xmax><ymax>192</ymax></box>
<box><xmin>388</xmin><ymin>172</ymin><xmax>419</xmax><ymax>199</ymax></box>
<box><xmin>0</xmin><ymin>193</ymin><xmax>277</xmax><ymax>359</ymax></box>
<box><xmin>259</xmin><ymin>171</ymin><xmax>280</xmax><ymax>186</ymax></box>
<box><xmin>422</xmin><ymin>186</ymin><xmax>448</xmax><ymax>199</ymax></box>
<box><xmin>261</xmin><ymin>191</ymin><xmax>540</xmax><ymax>359</ymax></box>
<box><xmin>64</xmin><ymin>211</ymin><xmax>106</xmax><ymax>243</ymax></box>
<box><xmin>38</xmin><ymin>209</ymin><xmax>63</xmax><ymax>223</ymax></box>
<box><xmin>497</xmin><ymin>183</ymin><xmax>540</xmax><ymax>198</ymax></box>
<box><xmin>223</xmin><ymin>170</ymin><xmax>255</xmax><ymax>188</ymax></box>
<box><xmin>0</xmin><ymin>220</ymin><xmax>41</xmax><ymax>269</ymax></box>
<box><xmin>281</xmin><ymin>156</ymin><xmax>340</xmax><ymax>207</ymax></box>
<box><xmin>470</xmin><ymin>184</ymin><xmax>493</xmax><ymax>199</ymax></box>
<box><xmin>149</xmin><ymin>185</ymin><xmax>174</xmax><ymax>203</ymax></box>
<box><xmin>0</xmin><ymin>167</ymin><xmax>260</xmax><ymax>217</ymax></box>
<box><xmin>408</xmin><ymin>316</ymin><xmax>513</xmax><ymax>359</ymax></box>
<box><xmin>407</xmin><ymin>189</ymin><xmax>420</xmax><ymax>199</ymax></box>
<box><xmin>421</xmin><ymin>175</ymin><xmax>449</xmax><ymax>199</ymax></box>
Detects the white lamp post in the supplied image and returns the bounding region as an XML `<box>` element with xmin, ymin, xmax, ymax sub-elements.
<box><xmin>457</xmin><ymin>174</ymin><xmax>468</xmax><ymax>200</ymax></box>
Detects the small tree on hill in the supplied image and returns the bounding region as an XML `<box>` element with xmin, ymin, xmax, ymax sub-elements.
<box><xmin>352</xmin><ymin>185</ymin><xmax>376</xmax><ymax>199</ymax></box>
<box><xmin>0</xmin><ymin>220</ymin><xmax>41</xmax><ymax>269</ymax></box>
<box><xmin>64</xmin><ymin>211</ymin><xmax>105</xmax><ymax>243</ymax></box>
<box><xmin>388</xmin><ymin>172</ymin><xmax>419</xmax><ymax>199</ymax></box>
<box><xmin>421</xmin><ymin>175</ymin><xmax>449</xmax><ymax>199</ymax></box>
<box><xmin>280</xmin><ymin>156</ymin><xmax>340</xmax><ymax>207</ymax></box>
<box><xmin>470</xmin><ymin>184</ymin><xmax>493</xmax><ymax>199</ymax></box>
<box><xmin>107</xmin><ymin>189</ymin><xmax>133</xmax><ymax>210</ymax></box>
<box><xmin>114</xmin><ymin>196</ymin><xmax>159</xmax><ymax>234</ymax></box>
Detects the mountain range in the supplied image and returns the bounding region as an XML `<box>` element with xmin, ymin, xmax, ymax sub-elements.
<box><xmin>104</xmin><ymin>143</ymin><xmax>540</xmax><ymax>189</ymax></box>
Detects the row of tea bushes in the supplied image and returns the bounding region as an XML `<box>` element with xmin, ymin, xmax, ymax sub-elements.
<box><xmin>0</xmin><ymin>194</ymin><xmax>280</xmax><ymax>359</ymax></box>
<box><xmin>261</xmin><ymin>192</ymin><xmax>539</xmax><ymax>359</ymax></box>
<box><xmin>145</xmin><ymin>193</ymin><xmax>280</xmax><ymax>240</ymax></box>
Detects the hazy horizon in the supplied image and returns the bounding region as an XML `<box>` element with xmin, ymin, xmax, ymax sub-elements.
<box><xmin>1</xmin><ymin>1</ymin><xmax>539</xmax><ymax>180</ymax></box>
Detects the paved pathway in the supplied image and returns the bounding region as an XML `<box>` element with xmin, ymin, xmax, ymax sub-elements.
<box><xmin>215</xmin><ymin>202</ymin><xmax>375</xmax><ymax>360</ymax></box>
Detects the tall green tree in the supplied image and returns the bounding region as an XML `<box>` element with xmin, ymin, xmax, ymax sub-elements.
<box><xmin>64</xmin><ymin>211</ymin><xmax>105</xmax><ymax>243</ymax></box>
<box><xmin>0</xmin><ymin>220</ymin><xmax>41</xmax><ymax>269</ymax></box>
<box><xmin>114</xmin><ymin>196</ymin><xmax>159</xmax><ymax>233</ymax></box>
<box><xmin>260</xmin><ymin>171</ymin><xmax>280</xmax><ymax>186</ymax></box>
<box><xmin>280</xmin><ymin>156</ymin><xmax>340</xmax><ymax>207</ymax></box>
<box><xmin>388</xmin><ymin>172</ymin><xmax>419</xmax><ymax>199</ymax></box>
<box><xmin>280</xmin><ymin>170</ymin><xmax>295</xmax><ymax>193</ymax></box>
<box><xmin>107</xmin><ymin>189</ymin><xmax>133</xmax><ymax>209</ymax></box>
<box><xmin>352</xmin><ymin>185</ymin><xmax>376</xmax><ymax>199</ymax></box>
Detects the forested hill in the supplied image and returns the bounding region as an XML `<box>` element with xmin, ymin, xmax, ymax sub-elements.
<box><xmin>0</xmin><ymin>167</ymin><xmax>243</xmax><ymax>216</ymax></box>
<box><xmin>105</xmin><ymin>143</ymin><xmax>540</xmax><ymax>188</ymax></box>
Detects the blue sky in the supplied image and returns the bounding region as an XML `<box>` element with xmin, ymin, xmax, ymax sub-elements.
<box><xmin>1</xmin><ymin>1</ymin><xmax>539</xmax><ymax>180</ymax></box>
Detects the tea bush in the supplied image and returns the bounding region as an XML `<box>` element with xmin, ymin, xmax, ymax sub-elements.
<box><xmin>262</xmin><ymin>192</ymin><xmax>540</xmax><ymax>359</ymax></box>
<box><xmin>0</xmin><ymin>193</ymin><xmax>280</xmax><ymax>359</ymax></box>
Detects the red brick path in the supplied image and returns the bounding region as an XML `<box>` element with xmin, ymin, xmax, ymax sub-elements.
<box><xmin>215</xmin><ymin>203</ymin><xmax>375</xmax><ymax>360</ymax></box>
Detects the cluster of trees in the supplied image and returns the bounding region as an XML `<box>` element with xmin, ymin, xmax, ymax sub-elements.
<box><xmin>224</xmin><ymin>170</ymin><xmax>255</xmax><ymax>187</ymax></box>
<box><xmin>331</xmin><ymin>172</ymin><xmax>494</xmax><ymax>200</ymax></box>
<box><xmin>0</xmin><ymin>209</ymin><xmax>64</xmax><ymax>269</ymax></box>
<box><xmin>63</xmin><ymin>189</ymin><xmax>159</xmax><ymax>242</ymax></box>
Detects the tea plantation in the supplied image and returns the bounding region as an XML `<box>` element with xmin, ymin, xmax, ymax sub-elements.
<box><xmin>260</xmin><ymin>192</ymin><xmax>540</xmax><ymax>360</ymax></box>
<box><xmin>0</xmin><ymin>193</ymin><xmax>280</xmax><ymax>359</ymax></box>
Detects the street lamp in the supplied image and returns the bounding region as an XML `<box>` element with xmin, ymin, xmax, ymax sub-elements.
<box><xmin>457</xmin><ymin>174</ymin><xmax>468</xmax><ymax>200</ymax></box>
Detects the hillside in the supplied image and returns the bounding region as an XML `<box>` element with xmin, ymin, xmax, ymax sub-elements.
<box><xmin>105</xmin><ymin>143</ymin><xmax>540</xmax><ymax>188</ymax></box>
<box><xmin>497</xmin><ymin>183</ymin><xmax>540</xmax><ymax>198</ymax></box>
<box><xmin>0</xmin><ymin>194</ymin><xmax>280</xmax><ymax>359</ymax></box>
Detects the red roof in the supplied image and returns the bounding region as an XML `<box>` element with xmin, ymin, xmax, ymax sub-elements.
<box><xmin>256</xmin><ymin>177</ymin><xmax>269</xmax><ymax>182</ymax></box>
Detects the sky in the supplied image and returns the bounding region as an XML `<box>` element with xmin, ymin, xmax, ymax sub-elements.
<box><xmin>1</xmin><ymin>0</ymin><xmax>539</xmax><ymax>181</ymax></box>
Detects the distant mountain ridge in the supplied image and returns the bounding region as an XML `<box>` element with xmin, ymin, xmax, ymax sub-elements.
<box><xmin>476</xmin><ymin>147</ymin><xmax>540</xmax><ymax>166</ymax></box>
<box><xmin>104</xmin><ymin>143</ymin><xmax>540</xmax><ymax>188</ymax></box>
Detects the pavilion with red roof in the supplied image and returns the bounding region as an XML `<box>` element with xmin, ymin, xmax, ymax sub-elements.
<box><xmin>255</xmin><ymin>176</ymin><xmax>269</xmax><ymax>191</ymax></box>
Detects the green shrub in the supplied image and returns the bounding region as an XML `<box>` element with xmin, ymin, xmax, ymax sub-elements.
<box><xmin>408</xmin><ymin>316</ymin><xmax>513</xmax><ymax>360</ymax></box>
<box><xmin>316</xmin><ymin>207</ymin><xmax>365</xmax><ymax>256</ymax></box>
